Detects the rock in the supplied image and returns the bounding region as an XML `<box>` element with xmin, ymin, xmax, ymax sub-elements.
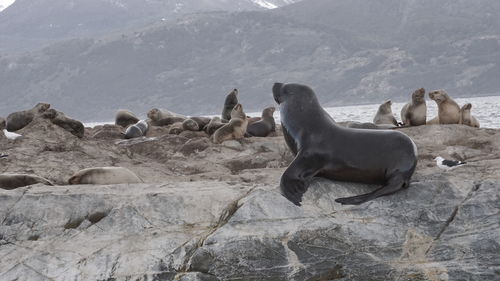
<box><xmin>91</xmin><ymin>124</ymin><xmax>124</xmax><ymax>139</ymax></box>
<box><xmin>0</xmin><ymin>124</ymin><xmax>498</xmax><ymax>280</ymax></box>
<box><xmin>220</xmin><ymin>140</ymin><xmax>243</xmax><ymax>150</ymax></box>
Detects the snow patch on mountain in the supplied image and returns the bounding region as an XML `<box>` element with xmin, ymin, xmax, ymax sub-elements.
<box><xmin>252</xmin><ymin>0</ymin><xmax>278</xmax><ymax>9</ymax></box>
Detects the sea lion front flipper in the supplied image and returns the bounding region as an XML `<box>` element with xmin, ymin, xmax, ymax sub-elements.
<box><xmin>279</xmin><ymin>152</ymin><xmax>322</xmax><ymax>206</ymax></box>
<box><xmin>335</xmin><ymin>172</ymin><xmax>408</xmax><ymax>205</ymax></box>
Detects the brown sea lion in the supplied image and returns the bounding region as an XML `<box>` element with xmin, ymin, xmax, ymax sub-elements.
<box><xmin>428</xmin><ymin>90</ymin><xmax>460</xmax><ymax>124</ymax></box>
<box><xmin>0</xmin><ymin>173</ymin><xmax>53</xmax><ymax>190</ymax></box>
<box><xmin>182</xmin><ymin>119</ymin><xmax>200</xmax><ymax>131</ymax></box>
<box><xmin>247</xmin><ymin>107</ymin><xmax>276</xmax><ymax>137</ymax></box>
<box><xmin>205</xmin><ymin>117</ymin><xmax>225</xmax><ymax>135</ymax></box>
<box><xmin>147</xmin><ymin>108</ymin><xmax>186</xmax><ymax>126</ymax></box>
<box><xmin>459</xmin><ymin>103</ymin><xmax>480</xmax><ymax>128</ymax></box>
<box><xmin>115</xmin><ymin>110</ymin><xmax>139</xmax><ymax>128</ymax></box>
<box><xmin>168</xmin><ymin>122</ymin><xmax>184</xmax><ymax>135</ymax></box>
<box><xmin>6</xmin><ymin>103</ymin><xmax>51</xmax><ymax>131</ymax></box>
<box><xmin>68</xmin><ymin>167</ymin><xmax>143</xmax><ymax>185</ymax></box>
<box><xmin>373</xmin><ymin>100</ymin><xmax>398</xmax><ymax>126</ymax></box>
<box><xmin>190</xmin><ymin>117</ymin><xmax>211</xmax><ymax>130</ymax></box>
<box><xmin>212</xmin><ymin>118</ymin><xmax>248</xmax><ymax>144</ymax></box>
<box><xmin>42</xmin><ymin>109</ymin><xmax>85</xmax><ymax>138</ymax></box>
<box><xmin>222</xmin><ymin>89</ymin><xmax>238</xmax><ymax>121</ymax></box>
<box><xmin>401</xmin><ymin>88</ymin><xmax>427</xmax><ymax>126</ymax></box>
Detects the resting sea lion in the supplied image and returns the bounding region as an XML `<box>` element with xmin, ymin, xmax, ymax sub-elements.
<box><xmin>182</xmin><ymin>119</ymin><xmax>200</xmax><ymax>131</ymax></box>
<box><xmin>373</xmin><ymin>100</ymin><xmax>398</xmax><ymax>126</ymax></box>
<box><xmin>148</xmin><ymin>108</ymin><xmax>186</xmax><ymax>126</ymax></box>
<box><xmin>68</xmin><ymin>167</ymin><xmax>143</xmax><ymax>185</ymax></box>
<box><xmin>401</xmin><ymin>88</ymin><xmax>427</xmax><ymax>126</ymax></box>
<box><xmin>273</xmin><ymin>82</ymin><xmax>417</xmax><ymax>206</ymax></box>
<box><xmin>222</xmin><ymin>89</ymin><xmax>238</xmax><ymax>121</ymax></box>
<box><xmin>124</xmin><ymin>120</ymin><xmax>149</xmax><ymax>139</ymax></box>
<box><xmin>6</xmin><ymin>103</ymin><xmax>51</xmax><ymax>131</ymax></box>
<box><xmin>212</xmin><ymin>118</ymin><xmax>247</xmax><ymax>144</ymax></box>
<box><xmin>428</xmin><ymin>90</ymin><xmax>460</xmax><ymax>124</ymax></box>
<box><xmin>247</xmin><ymin>107</ymin><xmax>276</xmax><ymax>137</ymax></box>
<box><xmin>115</xmin><ymin>110</ymin><xmax>139</xmax><ymax>128</ymax></box>
<box><xmin>459</xmin><ymin>103</ymin><xmax>480</xmax><ymax>128</ymax></box>
<box><xmin>0</xmin><ymin>173</ymin><xmax>53</xmax><ymax>190</ymax></box>
<box><xmin>205</xmin><ymin>117</ymin><xmax>225</xmax><ymax>135</ymax></box>
<box><xmin>168</xmin><ymin>122</ymin><xmax>184</xmax><ymax>135</ymax></box>
<box><xmin>42</xmin><ymin>109</ymin><xmax>85</xmax><ymax>138</ymax></box>
<box><xmin>190</xmin><ymin>117</ymin><xmax>211</xmax><ymax>130</ymax></box>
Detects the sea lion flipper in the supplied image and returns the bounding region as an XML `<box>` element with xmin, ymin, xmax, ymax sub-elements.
<box><xmin>279</xmin><ymin>153</ymin><xmax>321</xmax><ymax>206</ymax></box>
<box><xmin>335</xmin><ymin>172</ymin><xmax>408</xmax><ymax>205</ymax></box>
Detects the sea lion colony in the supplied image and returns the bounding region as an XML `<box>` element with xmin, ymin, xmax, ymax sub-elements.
<box><xmin>0</xmin><ymin>85</ymin><xmax>482</xmax><ymax>204</ymax></box>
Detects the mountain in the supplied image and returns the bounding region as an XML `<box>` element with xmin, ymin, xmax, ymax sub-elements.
<box><xmin>0</xmin><ymin>0</ymin><xmax>499</xmax><ymax>121</ymax></box>
<box><xmin>0</xmin><ymin>0</ymin><xmax>302</xmax><ymax>52</ymax></box>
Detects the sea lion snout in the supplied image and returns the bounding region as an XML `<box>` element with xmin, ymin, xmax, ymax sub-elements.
<box><xmin>272</xmin><ymin>83</ymin><xmax>284</xmax><ymax>104</ymax></box>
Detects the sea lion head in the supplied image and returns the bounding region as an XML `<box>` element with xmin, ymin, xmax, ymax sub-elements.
<box><xmin>412</xmin><ymin>88</ymin><xmax>426</xmax><ymax>103</ymax></box>
<box><xmin>461</xmin><ymin>103</ymin><xmax>472</xmax><ymax>111</ymax></box>
<box><xmin>262</xmin><ymin>106</ymin><xmax>276</xmax><ymax>117</ymax></box>
<box><xmin>230</xmin><ymin>103</ymin><xmax>246</xmax><ymax>120</ymax></box>
<box><xmin>35</xmin><ymin>102</ymin><xmax>51</xmax><ymax>113</ymax></box>
<box><xmin>42</xmin><ymin>108</ymin><xmax>58</xmax><ymax>119</ymax></box>
<box><xmin>429</xmin><ymin>90</ymin><xmax>448</xmax><ymax>104</ymax></box>
<box><xmin>147</xmin><ymin>108</ymin><xmax>160</xmax><ymax>121</ymax></box>
<box><xmin>378</xmin><ymin>100</ymin><xmax>393</xmax><ymax>114</ymax></box>
<box><xmin>272</xmin><ymin>83</ymin><xmax>317</xmax><ymax>105</ymax></box>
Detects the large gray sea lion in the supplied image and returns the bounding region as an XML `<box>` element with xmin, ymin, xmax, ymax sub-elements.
<box><xmin>68</xmin><ymin>167</ymin><xmax>143</xmax><ymax>185</ymax></box>
<box><xmin>373</xmin><ymin>100</ymin><xmax>398</xmax><ymax>126</ymax></box>
<box><xmin>115</xmin><ymin>110</ymin><xmax>139</xmax><ymax>128</ymax></box>
<box><xmin>428</xmin><ymin>90</ymin><xmax>460</xmax><ymax>124</ymax></box>
<box><xmin>0</xmin><ymin>173</ymin><xmax>53</xmax><ymax>190</ymax></box>
<box><xmin>221</xmin><ymin>89</ymin><xmax>238</xmax><ymax>121</ymax></box>
<box><xmin>124</xmin><ymin>120</ymin><xmax>149</xmax><ymax>139</ymax></box>
<box><xmin>459</xmin><ymin>103</ymin><xmax>480</xmax><ymax>128</ymax></box>
<box><xmin>42</xmin><ymin>109</ymin><xmax>85</xmax><ymax>138</ymax></box>
<box><xmin>273</xmin><ymin>83</ymin><xmax>418</xmax><ymax>206</ymax></box>
<box><xmin>401</xmin><ymin>88</ymin><xmax>427</xmax><ymax>126</ymax></box>
<box><xmin>6</xmin><ymin>103</ymin><xmax>51</xmax><ymax>131</ymax></box>
<box><xmin>247</xmin><ymin>107</ymin><xmax>276</xmax><ymax>137</ymax></box>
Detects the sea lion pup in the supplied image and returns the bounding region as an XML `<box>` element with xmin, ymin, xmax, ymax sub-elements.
<box><xmin>459</xmin><ymin>103</ymin><xmax>480</xmax><ymax>128</ymax></box>
<box><xmin>221</xmin><ymin>88</ymin><xmax>238</xmax><ymax>121</ymax></box>
<box><xmin>115</xmin><ymin>110</ymin><xmax>139</xmax><ymax>128</ymax></box>
<box><xmin>124</xmin><ymin>120</ymin><xmax>149</xmax><ymax>139</ymax></box>
<box><xmin>205</xmin><ymin>117</ymin><xmax>225</xmax><ymax>135</ymax></box>
<box><xmin>42</xmin><ymin>109</ymin><xmax>85</xmax><ymax>138</ymax></box>
<box><xmin>6</xmin><ymin>102</ymin><xmax>51</xmax><ymax>131</ymax></box>
<box><xmin>401</xmin><ymin>88</ymin><xmax>427</xmax><ymax>126</ymax></box>
<box><xmin>182</xmin><ymin>119</ymin><xmax>200</xmax><ymax>131</ymax></box>
<box><xmin>68</xmin><ymin>167</ymin><xmax>143</xmax><ymax>185</ymax></box>
<box><xmin>428</xmin><ymin>90</ymin><xmax>460</xmax><ymax>124</ymax></box>
<box><xmin>147</xmin><ymin>108</ymin><xmax>186</xmax><ymax>126</ymax></box>
<box><xmin>0</xmin><ymin>173</ymin><xmax>53</xmax><ymax>190</ymax></box>
<box><xmin>373</xmin><ymin>100</ymin><xmax>398</xmax><ymax>126</ymax></box>
<box><xmin>247</xmin><ymin>107</ymin><xmax>276</xmax><ymax>137</ymax></box>
<box><xmin>273</xmin><ymin>82</ymin><xmax>417</xmax><ymax>206</ymax></box>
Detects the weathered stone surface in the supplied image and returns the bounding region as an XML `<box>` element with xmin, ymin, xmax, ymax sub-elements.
<box><xmin>0</xmin><ymin>124</ymin><xmax>499</xmax><ymax>280</ymax></box>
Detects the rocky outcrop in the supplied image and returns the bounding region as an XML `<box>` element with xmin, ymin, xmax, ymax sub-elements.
<box><xmin>0</xmin><ymin>123</ymin><xmax>499</xmax><ymax>280</ymax></box>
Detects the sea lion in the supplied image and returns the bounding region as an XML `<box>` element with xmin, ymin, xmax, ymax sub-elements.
<box><xmin>190</xmin><ymin>117</ymin><xmax>211</xmax><ymax>130</ymax></box>
<box><xmin>222</xmin><ymin>89</ymin><xmax>238</xmax><ymax>121</ymax></box>
<box><xmin>212</xmin><ymin>118</ymin><xmax>247</xmax><ymax>144</ymax></box>
<box><xmin>168</xmin><ymin>122</ymin><xmax>184</xmax><ymax>135</ymax></box>
<box><xmin>205</xmin><ymin>117</ymin><xmax>225</xmax><ymax>135</ymax></box>
<box><xmin>247</xmin><ymin>117</ymin><xmax>262</xmax><ymax>126</ymax></box>
<box><xmin>124</xmin><ymin>120</ymin><xmax>149</xmax><ymax>139</ymax></box>
<box><xmin>115</xmin><ymin>110</ymin><xmax>139</xmax><ymax>128</ymax></box>
<box><xmin>0</xmin><ymin>173</ymin><xmax>53</xmax><ymax>190</ymax></box>
<box><xmin>0</xmin><ymin>117</ymin><xmax>5</xmax><ymax>130</ymax></box>
<box><xmin>68</xmin><ymin>167</ymin><xmax>143</xmax><ymax>185</ymax></box>
<box><xmin>6</xmin><ymin>102</ymin><xmax>51</xmax><ymax>131</ymax></box>
<box><xmin>230</xmin><ymin>103</ymin><xmax>246</xmax><ymax>120</ymax></box>
<box><xmin>42</xmin><ymin>109</ymin><xmax>85</xmax><ymax>138</ymax></box>
<box><xmin>459</xmin><ymin>103</ymin><xmax>480</xmax><ymax>128</ymax></box>
<box><xmin>273</xmin><ymin>82</ymin><xmax>418</xmax><ymax>206</ymax></box>
<box><xmin>343</xmin><ymin>121</ymin><xmax>397</xmax><ymax>130</ymax></box>
<box><xmin>373</xmin><ymin>100</ymin><xmax>398</xmax><ymax>126</ymax></box>
<box><xmin>401</xmin><ymin>88</ymin><xmax>427</xmax><ymax>126</ymax></box>
<box><xmin>247</xmin><ymin>107</ymin><xmax>276</xmax><ymax>137</ymax></box>
<box><xmin>147</xmin><ymin>108</ymin><xmax>186</xmax><ymax>126</ymax></box>
<box><xmin>182</xmin><ymin>119</ymin><xmax>200</xmax><ymax>131</ymax></box>
<box><xmin>428</xmin><ymin>90</ymin><xmax>460</xmax><ymax>124</ymax></box>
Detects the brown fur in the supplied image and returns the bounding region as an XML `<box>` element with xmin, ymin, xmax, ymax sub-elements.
<box><xmin>6</xmin><ymin>102</ymin><xmax>51</xmax><ymax>131</ymax></box>
<box><xmin>68</xmin><ymin>167</ymin><xmax>143</xmax><ymax>185</ymax></box>
<box><xmin>0</xmin><ymin>173</ymin><xmax>53</xmax><ymax>190</ymax></box>
<box><xmin>115</xmin><ymin>110</ymin><xmax>139</xmax><ymax>128</ymax></box>
<box><xmin>182</xmin><ymin>119</ymin><xmax>200</xmax><ymax>131</ymax></box>
<box><xmin>401</xmin><ymin>88</ymin><xmax>427</xmax><ymax>126</ymax></box>
<box><xmin>205</xmin><ymin>117</ymin><xmax>225</xmax><ymax>135</ymax></box>
<box><xmin>213</xmin><ymin>103</ymin><xmax>248</xmax><ymax>143</ymax></box>
<box><xmin>428</xmin><ymin>90</ymin><xmax>460</xmax><ymax>124</ymax></box>
<box><xmin>459</xmin><ymin>103</ymin><xmax>480</xmax><ymax>128</ymax></box>
<box><xmin>148</xmin><ymin>108</ymin><xmax>186</xmax><ymax>126</ymax></box>
<box><xmin>43</xmin><ymin>109</ymin><xmax>85</xmax><ymax>138</ymax></box>
<box><xmin>373</xmin><ymin>100</ymin><xmax>398</xmax><ymax>125</ymax></box>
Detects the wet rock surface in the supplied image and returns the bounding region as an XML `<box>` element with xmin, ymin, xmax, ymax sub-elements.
<box><xmin>0</xmin><ymin>123</ymin><xmax>499</xmax><ymax>280</ymax></box>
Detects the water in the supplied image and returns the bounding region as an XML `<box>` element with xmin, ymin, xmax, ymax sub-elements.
<box><xmin>85</xmin><ymin>95</ymin><xmax>500</xmax><ymax>129</ymax></box>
